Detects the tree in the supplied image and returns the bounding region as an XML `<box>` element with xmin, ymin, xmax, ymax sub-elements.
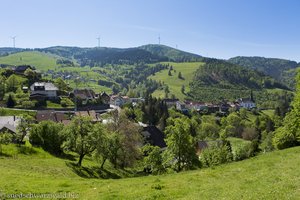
<box><xmin>6</xmin><ymin>94</ymin><xmax>15</xmax><ymax>108</ymax></box>
<box><xmin>16</xmin><ymin>115</ymin><xmax>34</xmax><ymax>144</ymax></box>
<box><xmin>143</xmin><ymin>145</ymin><xmax>165</xmax><ymax>174</ymax></box>
<box><xmin>24</xmin><ymin>68</ymin><xmax>41</xmax><ymax>85</ymax></box>
<box><xmin>93</xmin><ymin>123</ymin><xmax>111</xmax><ymax>168</ymax></box>
<box><xmin>178</xmin><ymin>72</ymin><xmax>183</xmax><ymax>79</ymax></box>
<box><xmin>181</xmin><ymin>85</ymin><xmax>185</xmax><ymax>94</ymax></box>
<box><xmin>61</xmin><ymin>116</ymin><xmax>97</xmax><ymax>166</ymax></box>
<box><xmin>0</xmin><ymin>132</ymin><xmax>12</xmax><ymax>154</ymax></box>
<box><xmin>29</xmin><ymin>121</ymin><xmax>65</xmax><ymax>155</ymax></box>
<box><xmin>107</xmin><ymin>111</ymin><xmax>142</xmax><ymax>168</ymax></box>
<box><xmin>272</xmin><ymin>71</ymin><xmax>300</xmax><ymax>149</ymax></box>
<box><xmin>0</xmin><ymin>76</ymin><xmax>5</xmax><ymax>100</ymax></box>
<box><xmin>6</xmin><ymin>74</ymin><xmax>19</xmax><ymax>92</ymax></box>
<box><xmin>164</xmin><ymin>118</ymin><xmax>199</xmax><ymax>172</ymax></box>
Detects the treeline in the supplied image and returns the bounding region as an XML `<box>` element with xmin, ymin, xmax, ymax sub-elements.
<box><xmin>75</xmin><ymin>48</ymin><xmax>167</xmax><ymax>66</ymax></box>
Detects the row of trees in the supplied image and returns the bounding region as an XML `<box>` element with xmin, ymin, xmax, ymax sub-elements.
<box><xmin>30</xmin><ymin>111</ymin><xmax>142</xmax><ymax>167</ymax></box>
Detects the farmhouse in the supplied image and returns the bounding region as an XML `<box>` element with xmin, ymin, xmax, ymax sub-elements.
<box><xmin>36</xmin><ymin>110</ymin><xmax>67</xmax><ymax>123</ymax></box>
<box><xmin>237</xmin><ymin>98</ymin><xmax>256</xmax><ymax>109</ymax></box>
<box><xmin>75</xmin><ymin>110</ymin><xmax>100</xmax><ymax>122</ymax></box>
<box><xmin>163</xmin><ymin>98</ymin><xmax>179</xmax><ymax>108</ymax></box>
<box><xmin>13</xmin><ymin>65</ymin><xmax>34</xmax><ymax>74</ymax></box>
<box><xmin>141</xmin><ymin>125</ymin><xmax>167</xmax><ymax>149</ymax></box>
<box><xmin>30</xmin><ymin>82</ymin><xmax>58</xmax><ymax>99</ymax></box>
<box><xmin>100</xmin><ymin>92</ymin><xmax>110</xmax><ymax>104</ymax></box>
<box><xmin>0</xmin><ymin>116</ymin><xmax>20</xmax><ymax>141</ymax></box>
<box><xmin>71</xmin><ymin>89</ymin><xmax>98</xmax><ymax>105</ymax></box>
<box><xmin>110</xmin><ymin>95</ymin><xmax>131</xmax><ymax>106</ymax></box>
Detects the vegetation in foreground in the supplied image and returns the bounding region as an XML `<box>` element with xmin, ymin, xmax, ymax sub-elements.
<box><xmin>0</xmin><ymin>144</ymin><xmax>299</xmax><ymax>199</ymax></box>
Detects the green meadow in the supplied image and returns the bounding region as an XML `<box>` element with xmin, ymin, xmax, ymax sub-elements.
<box><xmin>0</xmin><ymin>51</ymin><xmax>59</xmax><ymax>71</ymax></box>
<box><xmin>149</xmin><ymin>62</ymin><xmax>203</xmax><ymax>100</ymax></box>
<box><xmin>0</xmin><ymin>144</ymin><xmax>299</xmax><ymax>200</ymax></box>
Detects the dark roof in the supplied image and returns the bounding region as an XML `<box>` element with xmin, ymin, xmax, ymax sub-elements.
<box><xmin>163</xmin><ymin>98</ymin><xmax>179</xmax><ymax>103</ymax></box>
<box><xmin>36</xmin><ymin>110</ymin><xmax>67</xmax><ymax>123</ymax></box>
<box><xmin>142</xmin><ymin>125</ymin><xmax>166</xmax><ymax>148</ymax></box>
<box><xmin>101</xmin><ymin>92</ymin><xmax>110</xmax><ymax>98</ymax></box>
<box><xmin>75</xmin><ymin>110</ymin><xmax>99</xmax><ymax>121</ymax></box>
<box><xmin>14</xmin><ymin>65</ymin><xmax>32</xmax><ymax>72</ymax></box>
<box><xmin>73</xmin><ymin>89</ymin><xmax>96</xmax><ymax>99</ymax></box>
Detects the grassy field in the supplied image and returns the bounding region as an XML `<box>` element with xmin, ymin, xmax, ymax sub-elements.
<box><xmin>0</xmin><ymin>107</ymin><xmax>36</xmax><ymax>117</ymax></box>
<box><xmin>0</xmin><ymin>144</ymin><xmax>300</xmax><ymax>199</ymax></box>
<box><xmin>0</xmin><ymin>51</ymin><xmax>59</xmax><ymax>71</ymax></box>
<box><xmin>149</xmin><ymin>62</ymin><xmax>203</xmax><ymax>100</ymax></box>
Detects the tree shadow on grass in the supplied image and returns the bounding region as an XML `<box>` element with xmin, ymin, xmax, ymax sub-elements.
<box><xmin>65</xmin><ymin>162</ymin><xmax>122</xmax><ymax>179</ymax></box>
<box><xmin>0</xmin><ymin>152</ymin><xmax>12</xmax><ymax>157</ymax></box>
<box><xmin>57</xmin><ymin>153</ymin><xmax>77</xmax><ymax>161</ymax></box>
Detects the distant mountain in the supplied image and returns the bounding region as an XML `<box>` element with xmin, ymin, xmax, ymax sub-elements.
<box><xmin>0</xmin><ymin>47</ymin><xmax>26</xmax><ymax>56</ymax></box>
<box><xmin>228</xmin><ymin>56</ymin><xmax>299</xmax><ymax>88</ymax></box>
<box><xmin>139</xmin><ymin>44</ymin><xmax>202</xmax><ymax>62</ymax></box>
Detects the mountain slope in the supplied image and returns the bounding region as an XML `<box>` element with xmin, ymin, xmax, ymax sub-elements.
<box><xmin>139</xmin><ymin>44</ymin><xmax>202</xmax><ymax>62</ymax></box>
<box><xmin>188</xmin><ymin>59</ymin><xmax>291</xmax><ymax>102</ymax></box>
<box><xmin>0</xmin><ymin>144</ymin><xmax>300</xmax><ymax>199</ymax></box>
<box><xmin>228</xmin><ymin>56</ymin><xmax>299</xmax><ymax>88</ymax></box>
<box><xmin>0</xmin><ymin>51</ymin><xmax>59</xmax><ymax>71</ymax></box>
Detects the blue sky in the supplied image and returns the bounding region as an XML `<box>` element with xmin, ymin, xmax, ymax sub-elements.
<box><xmin>0</xmin><ymin>0</ymin><xmax>299</xmax><ymax>61</ymax></box>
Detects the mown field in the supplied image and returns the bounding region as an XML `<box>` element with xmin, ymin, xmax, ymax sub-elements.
<box><xmin>149</xmin><ymin>62</ymin><xmax>203</xmax><ymax>100</ymax></box>
<box><xmin>0</xmin><ymin>144</ymin><xmax>299</xmax><ymax>200</ymax></box>
<box><xmin>0</xmin><ymin>51</ymin><xmax>59</xmax><ymax>71</ymax></box>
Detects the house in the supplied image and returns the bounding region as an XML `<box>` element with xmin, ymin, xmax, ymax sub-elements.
<box><xmin>30</xmin><ymin>82</ymin><xmax>58</xmax><ymax>99</ymax></box>
<box><xmin>176</xmin><ymin>101</ymin><xmax>189</xmax><ymax>112</ymax></box>
<box><xmin>100</xmin><ymin>92</ymin><xmax>110</xmax><ymax>104</ymax></box>
<box><xmin>163</xmin><ymin>98</ymin><xmax>179</xmax><ymax>108</ymax></box>
<box><xmin>75</xmin><ymin>110</ymin><xmax>100</xmax><ymax>122</ymax></box>
<box><xmin>13</xmin><ymin>65</ymin><xmax>33</xmax><ymax>74</ymax></box>
<box><xmin>195</xmin><ymin>141</ymin><xmax>209</xmax><ymax>154</ymax></box>
<box><xmin>110</xmin><ymin>95</ymin><xmax>131</xmax><ymax>106</ymax></box>
<box><xmin>36</xmin><ymin>110</ymin><xmax>68</xmax><ymax>123</ymax></box>
<box><xmin>185</xmin><ymin>101</ymin><xmax>207</xmax><ymax>111</ymax></box>
<box><xmin>0</xmin><ymin>116</ymin><xmax>21</xmax><ymax>141</ymax></box>
<box><xmin>71</xmin><ymin>89</ymin><xmax>98</xmax><ymax>105</ymax></box>
<box><xmin>237</xmin><ymin>98</ymin><xmax>256</xmax><ymax>109</ymax></box>
<box><xmin>141</xmin><ymin>125</ymin><xmax>167</xmax><ymax>149</ymax></box>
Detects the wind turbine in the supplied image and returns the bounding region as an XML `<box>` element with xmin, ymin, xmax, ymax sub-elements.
<box><xmin>96</xmin><ymin>36</ymin><xmax>100</xmax><ymax>48</ymax></box>
<box><xmin>11</xmin><ymin>36</ymin><xmax>17</xmax><ymax>48</ymax></box>
<box><xmin>158</xmin><ymin>34</ymin><xmax>161</xmax><ymax>45</ymax></box>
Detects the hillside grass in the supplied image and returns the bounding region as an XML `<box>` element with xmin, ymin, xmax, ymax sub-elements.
<box><xmin>0</xmin><ymin>51</ymin><xmax>59</xmax><ymax>71</ymax></box>
<box><xmin>0</xmin><ymin>144</ymin><xmax>300</xmax><ymax>199</ymax></box>
<box><xmin>149</xmin><ymin>62</ymin><xmax>203</xmax><ymax>100</ymax></box>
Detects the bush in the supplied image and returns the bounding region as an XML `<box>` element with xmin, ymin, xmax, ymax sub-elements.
<box><xmin>232</xmin><ymin>142</ymin><xmax>254</xmax><ymax>161</ymax></box>
<box><xmin>30</xmin><ymin>121</ymin><xmax>65</xmax><ymax>155</ymax></box>
<box><xmin>200</xmin><ymin>143</ymin><xmax>232</xmax><ymax>167</ymax></box>
<box><xmin>60</xmin><ymin>97</ymin><xmax>74</xmax><ymax>107</ymax></box>
<box><xmin>272</xmin><ymin>127</ymin><xmax>297</xmax><ymax>150</ymax></box>
<box><xmin>260</xmin><ymin>131</ymin><xmax>274</xmax><ymax>152</ymax></box>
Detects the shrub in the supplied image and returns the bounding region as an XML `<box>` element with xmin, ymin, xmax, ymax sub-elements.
<box><xmin>272</xmin><ymin>127</ymin><xmax>297</xmax><ymax>150</ymax></box>
<box><xmin>200</xmin><ymin>142</ymin><xmax>233</xmax><ymax>167</ymax></box>
<box><xmin>29</xmin><ymin>121</ymin><xmax>65</xmax><ymax>155</ymax></box>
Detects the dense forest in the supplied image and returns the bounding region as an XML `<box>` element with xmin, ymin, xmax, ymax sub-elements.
<box><xmin>228</xmin><ymin>56</ymin><xmax>299</xmax><ymax>89</ymax></box>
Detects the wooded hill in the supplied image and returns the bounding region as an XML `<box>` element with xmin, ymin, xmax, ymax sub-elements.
<box><xmin>228</xmin><ymin>56</ymin><xmax>299</xmax><ymax>89</ymax></box>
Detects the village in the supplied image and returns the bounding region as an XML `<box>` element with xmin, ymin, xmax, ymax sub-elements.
<box><xmin>0</xmin><ymin>64</ymin><xmax>256</xmax><ymax>153</ymax></box>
